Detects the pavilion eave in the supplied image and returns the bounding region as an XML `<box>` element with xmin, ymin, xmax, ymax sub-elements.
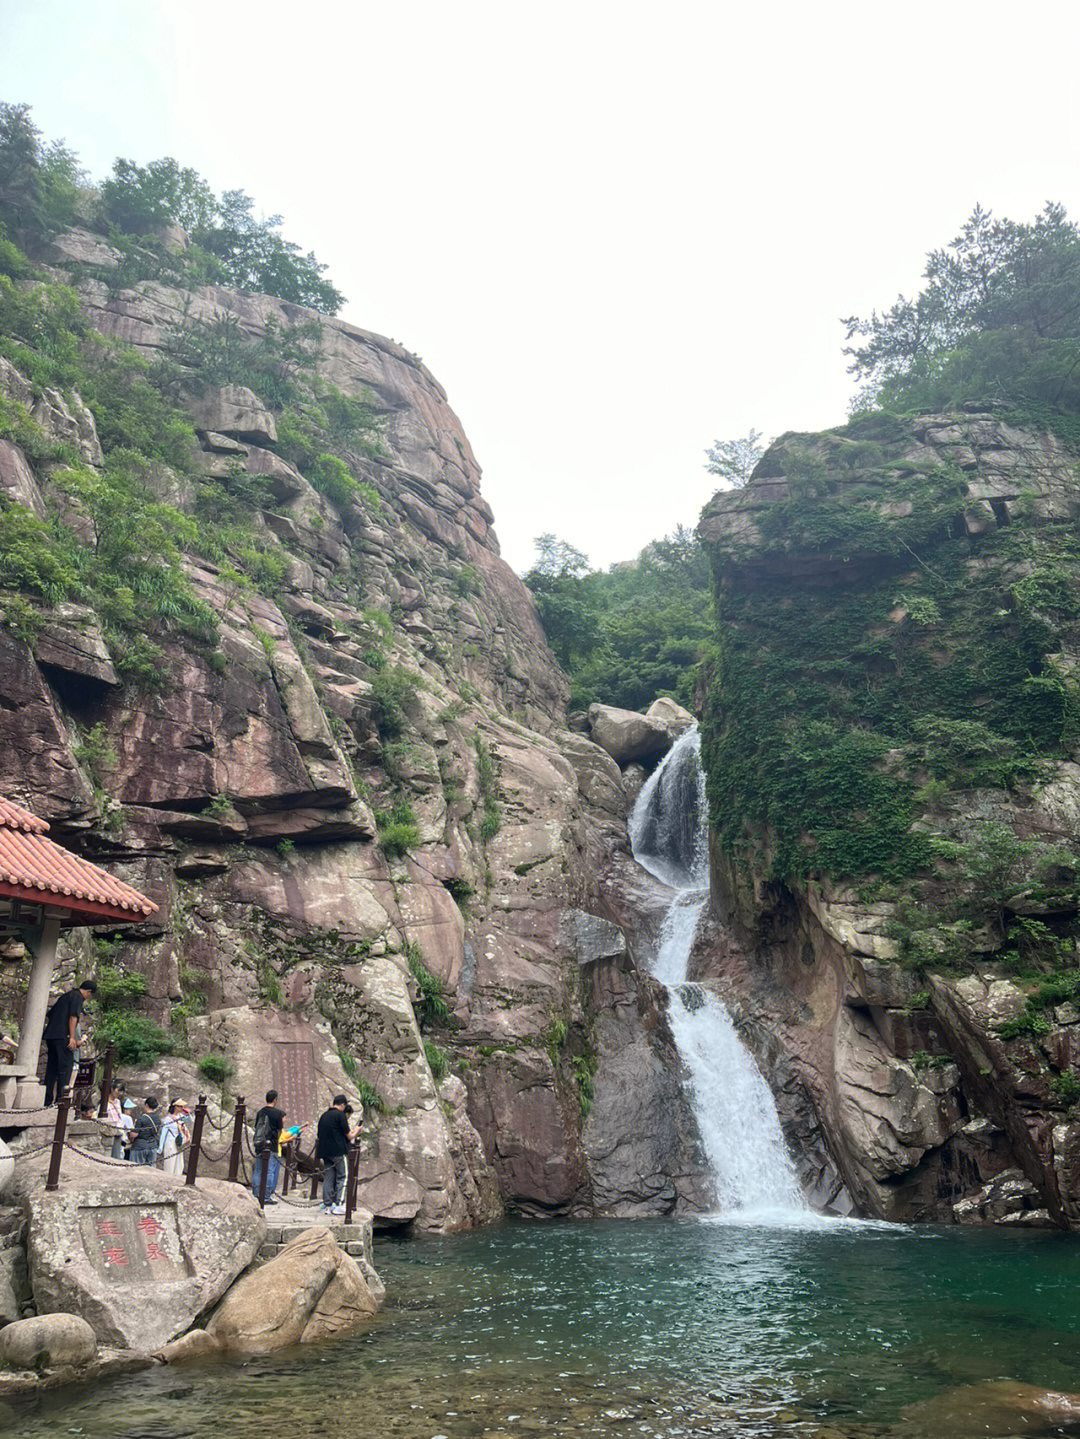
<box><xmin>0</xmin><ymin>880</ymin><xmax>152</xmax><ymax>928</ymax></box>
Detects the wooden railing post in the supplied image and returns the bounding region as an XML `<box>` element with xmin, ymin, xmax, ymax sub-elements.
<box><xmin>256</xmin><ymin>1136</ymin><xmax>270</xmax><ymax>1208</ymax></box>
<box><xmin>227</xmin><ymin>1097</ymin><xmax>245</xmax><ymax>1183</ymax></box>
<box><xmin>45</xmin><ymin>1093</ymin><xmax>71</xmax><ymax>1192</ymax></box>
<box><xmin>185</xmin><ymin>1094</ymin><xmax>207</xmax><ymax>1186</ymax></box>
<box><xmin>97</xmin><ymin>1043</ymin><xmax>115</xmax><ymax>1119</ymax></box>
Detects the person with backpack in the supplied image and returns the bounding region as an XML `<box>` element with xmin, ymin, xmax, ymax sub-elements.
<box><xmin>251</xmin><ymin>1089</ymin><xmax>286</xmax><ymax>1204</ymax></box>
<box><xmin>127</xmin><ymin>1096</ymin><xmax>162</xmax><ymax>1164</ymax></box>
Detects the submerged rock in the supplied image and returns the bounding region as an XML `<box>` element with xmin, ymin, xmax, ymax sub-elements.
<box><xmin>902</xmin><ymin>1379</ymin><xmax>1080</xmax><ymax>1436</ymax></box>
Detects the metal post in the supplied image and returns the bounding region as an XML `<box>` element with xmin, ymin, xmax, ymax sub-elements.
<box><xmin>344</xmin><ymin>1139</ymin><xmax>360</xmax><ymax>1225</ymax></box>
<box><xmin>281</xmin><ymin>1138</ymin><xmax>293</xmax><ymax>1196</ymax></box>
<box><xmin>227</xmin><ymin>1097</ymin><xmax>246</xmax><ymax>1183</ymax></box>
<box><xmin>185</xmin><ymin>1094</ymin><xmax>207</xmax><ymax>1186</ymax></box>
<box><xmin>97</xmin><ymin>1043</ymin><xmax>115</xmax><ymax>1119</ymax></box>
<box><xmin>45</xmin><ymin>1092</ymin><xmax>70</xmax><ymax>1192</ymax></box>
<box><xmin>309</xmin><ymin>1164</ymin><xmax>320</xmax><ymax>1201</ymax></box>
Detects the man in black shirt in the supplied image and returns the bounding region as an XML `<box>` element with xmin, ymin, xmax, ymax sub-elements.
<box><xmin>251</xmin><ymin>1089</ymin><xmax>286</xmax><ymax>1204</ymax></box>
<box><xmin>43</xmin><ymin>978</ymin><xmax>97</xmax><ymax>1106</ymax></box>
<box><xmin>316</xmin><ymin>1094</ymin><xmax>359</xmax><ymax>1213</ymax></box>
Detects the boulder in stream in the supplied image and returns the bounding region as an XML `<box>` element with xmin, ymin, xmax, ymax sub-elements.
<box><xmin>207</xmin><ymin>1225</ymin><xmax>381</xmax><ymax>1353</ymax></box>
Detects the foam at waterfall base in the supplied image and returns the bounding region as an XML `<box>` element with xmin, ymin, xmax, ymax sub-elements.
<box><xmin>701</xmin><ymin>1206</ymin><xmax>899</xmax><ymax>1234</ymax></box>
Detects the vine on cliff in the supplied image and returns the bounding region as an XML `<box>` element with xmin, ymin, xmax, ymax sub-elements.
<box><xmin>701</xmin><ymin>425</ymin><xmax>1080</xmax><ymax>892</ymax></box>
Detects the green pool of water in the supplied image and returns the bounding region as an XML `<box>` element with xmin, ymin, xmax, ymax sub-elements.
<box><xmin>13</xmin><ymin>1215</ymin><xmax>1080</xmax><ymax>1438</ymax></box>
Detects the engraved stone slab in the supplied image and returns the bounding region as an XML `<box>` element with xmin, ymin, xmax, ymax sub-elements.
<box><xmin>271</xmin><ymin>1040</ymin><xmax>315</xmax><ymax>1127</ymax></box>
<box><xmin>78</xmin><ymin>1202</ymin><xmax>191</xmax><ymax>1283</ymax></box>
<box><xmin>17</xmin><ymin>1157</ymin><xmax>265</xmax><ymax>1352</ymax></box>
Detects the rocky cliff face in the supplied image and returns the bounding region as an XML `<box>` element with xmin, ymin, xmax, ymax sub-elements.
<box><xmin>697</xmin><ymin>408</ymin><xmax>1080</xmax><ymax>1225</ymax></box>
<box><xmin>0</xmin><ymin>230</ymin><xmax>703</xmax><ymax>1228</ymax></box>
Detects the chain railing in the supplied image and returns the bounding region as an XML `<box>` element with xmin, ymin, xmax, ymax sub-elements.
<box><xmin>35</xmin><ymin>1088</ymin><xmax>367</xmax><ymax>1220</ymax></box>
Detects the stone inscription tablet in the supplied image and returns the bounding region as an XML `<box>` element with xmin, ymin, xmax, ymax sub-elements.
<box><xmin>271</xmin><ymin>1040</ymin><xmax>316</xmax><ymax>1127</ymax></box>
<box><xmin>78</xmin><ymin>1202</ymin><xmax>190</xmax><ymax>1282</ymax></box>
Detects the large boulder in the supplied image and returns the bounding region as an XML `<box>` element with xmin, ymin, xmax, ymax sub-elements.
<box><xmin>0</xmin><ymin>1313</ymin><xmax>96</xmax><ymax>1370</ymax></box>
<box><xmin>15</xmin><ymin>1153</ymin><xmax>265</xmax><ymax>1352</ymax></box>
<box><xmin>207</xmin><ymin>1226</ymin><xmax>380</xmax><ymax>1353</ymax></box>
<box><xmin>587</xmin><ymin>704</ymin><xmax>672</xmax><ymax>766</ymax></box>
<box><xmin>644</xmin><ymin>696</ymin><xmax>695</xmax><ymax>740</ymax></box>
<box><xmin>189</xmin><ymin>384</ymin><xmax>277</xmax><ymax>443</ymax></box>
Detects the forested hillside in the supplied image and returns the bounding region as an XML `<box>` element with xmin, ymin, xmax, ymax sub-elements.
<box><xmin>522</xmin><ymin>526</ymin><xmax>712</xmax><ymax>712</ymax></box>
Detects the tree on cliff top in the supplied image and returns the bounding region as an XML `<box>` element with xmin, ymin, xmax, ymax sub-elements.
<box><xmin>0</xmin><ymin>102</ymin><xmax>344</xmax><ymax>314</ymax></box>
<box><xmin>0</xmin><ymin>102</ymin><xmax>83</xmax><ymax>237</ymax></box>
<box><xmin>705</xmin><ymin>429</ymin><xmax>765</xmax><ymax>488</ymax></box>
<box><xmin>844</xmin><ymin>203</ymin><xmax>1080</xmax><ymax>418</ymax></box>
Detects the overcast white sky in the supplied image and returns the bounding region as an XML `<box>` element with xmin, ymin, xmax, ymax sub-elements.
<box><xmin>3</xmin><ymin>1</ymin><xmax>1080</xmax><ymax>572</ymax></box>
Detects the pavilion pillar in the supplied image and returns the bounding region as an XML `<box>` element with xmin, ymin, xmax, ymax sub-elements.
<box><xmin>15</xmin><ymin>913</ymin><xmax>61</xmax><ymax>1108</ymax></box>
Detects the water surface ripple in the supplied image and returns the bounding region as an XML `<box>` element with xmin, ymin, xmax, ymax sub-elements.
<box><xmin>16</xmin><ymin>1218</ymin><xmax>1080</xmax><ymax>1439</ymax></box>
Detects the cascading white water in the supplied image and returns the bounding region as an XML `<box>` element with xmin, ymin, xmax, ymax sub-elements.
<box><xmin>629</xmin><ymin>727</ymin><xmax>805</xmax><ymax>1218</ymax></box>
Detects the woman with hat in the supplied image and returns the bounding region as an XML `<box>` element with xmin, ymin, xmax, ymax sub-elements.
<box><xmin>158</xmin><ymin>1099</ymin><xmax>191</xmax><ymax>1175</ymax></box>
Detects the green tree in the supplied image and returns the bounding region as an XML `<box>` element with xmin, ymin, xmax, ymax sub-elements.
<box><xmin>523</xmin><ymin>534</ymin><xmax>602</xmax><ymax>673</ymax></box>
<box><xmin>844</xmin><ymin>203</ymin><xmax>1080</xmax><ymax>415</ymax></box>
<box><xmin>524</xmin><ymin>526</ymin><xmax>711</xmax><ymax>710</ymax></box>
<box><xmin>705</xmin><ymin>429</ymin><xmax>766</xmax><ymax>488</ymax></box>
<box><xmin>100</xmin><ymin>156</ymin><xmax>217</xmax><ymax>233</ymax></box>
<box><xmin>0</xmin><ymin>102</ymin><xmax>82</xmax><ymax>235</ymax></box>
<box><xmin>201</xmin><ymin>189</ymin><xmax>344</xmax><ymax>313</ymax></box>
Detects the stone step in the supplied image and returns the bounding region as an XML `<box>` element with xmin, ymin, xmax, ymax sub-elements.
<box><xmin>255</xmin><ymin>1218</ymin><xmax>373</xmax><ymax>1268</ymax></box>
<box><xmin>263</xmin><ymin>1221</ymin><xmax>370</xmax><ymax>1244</ymax></box>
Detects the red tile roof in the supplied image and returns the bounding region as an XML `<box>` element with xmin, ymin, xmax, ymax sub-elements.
<box><xmin>0</xmin><ymin>796</ymin><xmax>157</xmax><ymax>922</ymax></box>
<box><xmin>0</xmin><ymin>797</ymin><xmax>48</xmax><ymax>834</ymax></box>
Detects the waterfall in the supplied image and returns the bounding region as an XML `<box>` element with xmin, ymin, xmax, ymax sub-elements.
<box><xmin>628</xmin><ymin>727</ymin><xmax>805</xmax><ymax>1218</ymax></box>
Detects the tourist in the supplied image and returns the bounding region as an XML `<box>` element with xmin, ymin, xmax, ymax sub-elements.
<box><xmin>251</xmin><ymin>1089</ymin><xmax>286</xmax><ymax>1204</ymax></box>
<box><xmin>42</xmin><ymin>978</ymin><xmax>97</xmax><ymax>1106</ymax></box>
<box><xmin>158</xmin><ymin>1100</ymin><xmax>191</xmax><ymax>1176</ymax></box>
<box><xmin>117</xmin><ymin>1096</ymin><xmax>137</xmax><ymax>1158</ymax></box>
<box><xmin>105</xmin><ymin>1082</ymin><xmax>126</xmax><ymax>1157</ymax></box>
<box><xmin>127</xmin><ymin>1096</ymin><xmax>162</xmax><ymax>1164</ymax></box>
<box><xmin>315</xmin><ymin>1094</ymin><xmax>359</xmax><ymax>1214</ymax></box>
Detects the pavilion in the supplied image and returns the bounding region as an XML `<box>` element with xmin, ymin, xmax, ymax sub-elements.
<box><xmin>0</xmin><ymin>796</ymin><xmax>157</xmax><ymax>1109</ymax></box>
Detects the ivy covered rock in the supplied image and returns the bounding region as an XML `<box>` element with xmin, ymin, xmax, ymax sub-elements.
<box><xmin>696</xmin><ymin>409</ymin><xmax>1080</xmax><ymax>1224</ymax></box>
